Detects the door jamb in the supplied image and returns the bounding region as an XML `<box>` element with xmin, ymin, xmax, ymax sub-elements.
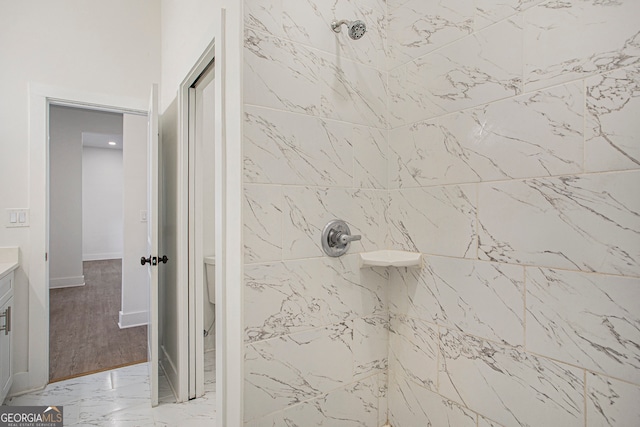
<box><xmin>179</xmin><ymin>10</ymin><xmax>244</xmax><ymax>423</ymax></box>
<box><xmin>179</xmin><ymin>40</ymin><xmax>214</xmax><ymax>401</ymax></box>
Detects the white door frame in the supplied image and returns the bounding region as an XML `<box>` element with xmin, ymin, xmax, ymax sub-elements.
<box><xmin>25</xmin><ymin>83</ymin><xmax>147</xmax><ymax>393</ymax></box>
<box><xmin>186</xmin><ymin>58</ymin><xmax>215</xmax><ymax>399</ymax></box>
<box><xmin>179</xmin><ymin>9</ymin><xmax>243</xmax><ymax>424</ymax></box>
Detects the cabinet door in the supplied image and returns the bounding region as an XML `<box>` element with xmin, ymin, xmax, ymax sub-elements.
<box><xmin>0</xmin><ymin>296</ymin><xmax>13</xmax><ymax>403</ymax></box>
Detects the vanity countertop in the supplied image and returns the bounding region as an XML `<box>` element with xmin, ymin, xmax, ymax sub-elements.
<box><xmin>0</xmin><ymin>262</ymin><xmax>18</xmax><ymax>280</ymax></box>
<box><xmin>0</xmin><ymin>247</ymin><xmax>19</xmax><ymax>280</ymax></box>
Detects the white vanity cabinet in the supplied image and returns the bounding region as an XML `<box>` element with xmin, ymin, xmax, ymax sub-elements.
<box><xmin>0</xmin><ymin>263</ymin><xmax>16</xmax><ymax>404</ymax></box>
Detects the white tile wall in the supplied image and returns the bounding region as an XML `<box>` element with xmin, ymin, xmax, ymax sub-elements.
<box><xmin>389</xmin><ymin>17</ymin><xmax>523</xmax><ymax>127</ymax></box>
<box><xmin>384</xmin><ymin>1</ymin><xmax>640</xmax><ymax>426</ymax></box>
<box><xmin>524</xmin><ymin>0</ymin><xmax>640</xmax><ymax>92</ymax></box>
<box><xmin>389</xmin><ymin>82</ymin><xmax>584</xmax><ymax>188</ymax></box>
<box><xmin>387</xmin><ymin>0</ymin><xmax>474</xmax><ymax>69</ymax></box>
<box><xmin>390</xmin><ymin>257</ymin><xmax>525</xmax><ymax>346</ymax></box>
<box><xmin>478</xmin><ymin>172</ymin><xmax>640</xmax><ymax>276</ymax></box>
<box><xmin>586</xmin><ymin>372</ymin><xmax>640</xmax><ymax>427</ymax></box>
<box><xmin>527</xmin><ymin>268</ymin><xmax>640</xmax><ymax>383</ymax></box>
<box><xmin>387</xmin><ymin>185</ymin><xmax>477</xmax><ymax>257</ymax></box>
<box><xmin>243</xmin><ymin>0</ymin><xmax>640</xmax><ymax>425</ymax></box>
<box><xmin>586</xmin><ymin>64</ymin><xmax>640</xmax><ymax>172</ymax></box>
<box><xmin>388</xmin><ymin>372</ymin><xmax>477</xmax><ymax>427</ymax></box>
<box><xmin>439</xmin><ymin>329</ymin><xmax>585</xmax><ymax>427</ymax></box>
<box><xmin>244</xmin><ymin>255</ymin><xmax>387</xmax><ymax>343</ymax></box>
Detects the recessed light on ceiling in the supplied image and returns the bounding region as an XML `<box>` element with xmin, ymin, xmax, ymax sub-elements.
<box><xmin>108</xmin><ymin>141</ymin><xmax>117</xmax><ymax>146</ymax></box>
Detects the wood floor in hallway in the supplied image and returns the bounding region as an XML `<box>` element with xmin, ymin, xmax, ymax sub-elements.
<box><xmin>49</xmin><ymin>259</ymin><xmax>147</xmax><ymax>382</ymax></box>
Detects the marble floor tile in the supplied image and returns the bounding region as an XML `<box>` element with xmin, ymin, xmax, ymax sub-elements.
<box><xmin>5</xmin><ymin>363</ymin><xmax>216</xmax><ymax>426</ymax></box>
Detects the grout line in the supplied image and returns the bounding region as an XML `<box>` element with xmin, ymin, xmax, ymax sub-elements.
<box><xmin>384</xmin><ymin>168</ymin><xmax>640</xmax><ymax>192</ymax></box>
<box><xmin>386</xmin><ymin>75</ymin><xmax>608</xmax><ymax>132</ymax></box>
<box><xmin>243</xmin><ymin>102</ymin><xmax>389</xmax><ymax>132</ymax></box>
<box><xmin>245</xmin><ymin>313</ymin><xmax>385</xmax><ymax>346</ymax></box>
<box><xmin>244</xmin><ymin>371</ymin><xmax>385</xmax><ymax>424</ymax></box>
<box><xmin>246</xmin><ymin>249</ymin><xmax>640</xmax><ymax>280</ymax></box>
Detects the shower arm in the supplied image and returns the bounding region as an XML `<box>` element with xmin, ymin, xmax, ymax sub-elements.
<box><xmin>331</xmin><ymin>20</ymin><xmax>349</xmax><ymax>33</ymax></box>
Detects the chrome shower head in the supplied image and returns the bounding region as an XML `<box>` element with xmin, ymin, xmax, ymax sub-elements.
<box><xmin>331</xmin><ymin>19</ymin><xmax>367</xmax><ymax>40</ymax></box>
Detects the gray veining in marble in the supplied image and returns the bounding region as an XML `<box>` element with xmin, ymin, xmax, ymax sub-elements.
<box><xmin>244</xmin><ymin>256</ymin><xmax>386</xmax><ymax>343</ymax></box>
<box><xmin>388</xmin><ymin>372</ymin><xmax>476</xmax><ymax>427</ymax></box>
<box><xmin>388</xmin><ymin>185</ymin><xmax>477</xmax><ymax>258</ymax></box>
<box><xmin>244</xmin><ymin>322</ymin><xmax>354</xmax><ymax>421</ymax></box>
<box><xmin>587</xmin><ymin>372</ymin><xmax>640</xmax><ymax>427</ymax></box>
<box><xmin>390</xmin><ymin>256</ymin><xmax>524</xmax><ymax>346</ymax></box>
<box><xmin>586</xmin><ymin>64</ymin><xmax>640</xmax><ymax>172</ymax></box>
<box><xmin>439</xmin><ymin>329</ymin><xmax>584</xmax><ymax>427</ymax></box>
<box><xmin>527</xmin><ymin>267</ymin><xmax>640</xmax><ymax>383</ymax></box>
<box><xmin>388</xmin><ymin>315</ymin><xmax>438</xmax><ymax>391</ymax></box>
<box><xmin>524</xmin><ymin>0</ymin><xmax>640</xmax><ymax>91</ymax></box>
<box><xmin>390</xmin><ymin>82</ymin><xmax>584</xmax><ymax>188</ymax></box>
<box><xmin>389</xmin><ymin>17</ymin><xmax>523</xmax><ymax>127</ymax></box>
<box><xmin>478</xmin><ymin>171</ymin><xmax>640</xmax><ymax>276</ymax></box>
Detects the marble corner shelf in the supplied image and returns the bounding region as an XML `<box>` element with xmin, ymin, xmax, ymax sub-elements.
<box><xmin>359</xmin><ymin>250</ymin><xmax>422</xmax><ymax>268</ymax></box>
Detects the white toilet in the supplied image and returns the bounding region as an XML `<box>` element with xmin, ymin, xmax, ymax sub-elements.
<box><xmin>203</xmin><ymin>256</ymin><xmax>215</xmax><ymax>304</ymax></box>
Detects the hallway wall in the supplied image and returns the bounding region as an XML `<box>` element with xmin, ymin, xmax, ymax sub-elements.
<box><xmin>386</xmin><ymin>1</ymin><xmax>640</xmax><ymax>426</ymax></box>
<box><xmin>242</xmin><ymin>0</ymin><xmax>389</xmax><ymax>424</ymax></box>
<box><xmin>0</xmin><ymin>0</ymin><xmax>160</xmax><ymax>388</ymax></box>
<box><xmin>82</xmin><ymin>147</ymin><xmax>124</xmax><ymax>261</ymax></box>
<box><xmin>49</xmin><ymin>106</ymin><xmax>123</xmax><ymax>289</ymax></box>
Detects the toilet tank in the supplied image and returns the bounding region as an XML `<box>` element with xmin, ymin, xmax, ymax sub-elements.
<box><xmin>203</xmin><ymin>256</ymin><xmax>215</xmax><ymax>304</ymax></box>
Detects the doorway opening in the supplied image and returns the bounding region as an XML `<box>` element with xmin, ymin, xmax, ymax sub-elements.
<box><xmin>47</xmin><ymin>105</ymin><xmax>150</xmax><ymax>383</ymax></box>
<box><xmin>188</xmin><ymin>60</ymin><xmax>217</xmax><ymax>399</ymax></box>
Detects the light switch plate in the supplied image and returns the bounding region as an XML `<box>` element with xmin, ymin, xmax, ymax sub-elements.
<box><xmin>6</xmin><ymin>209</ymin><xmax>29</xmax><ymax>228</ymax></box>
<box><xmin>140</xmin><ymin>210</ymin><xmax>148</xmax><ymax>222</ymax></box>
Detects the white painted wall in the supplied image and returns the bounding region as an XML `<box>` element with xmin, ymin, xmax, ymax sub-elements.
<box><xmin>49</xmin><ymin>105</ymin><xmax>123</xmax><ymax>289</ymax></box>
<box><xmin>120</xmin><ymin>113</ymin><xmax>149</xmax><ymax>328</ymax></box>
<box><xmin>49</xmin><ymin>107</ymin><xmax>84</xmax><ymax>289</ymax></box>
<box><xmin>82</xmin><ymin>147</ymin><xmax>124</xmax><ymax>261</ymax></box>
<box><xmin>0</xmin><ymin>1</ymin><xmax>160</xmax><ymax>391</ymax></box>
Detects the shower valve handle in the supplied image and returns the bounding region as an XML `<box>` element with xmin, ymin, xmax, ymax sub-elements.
<box><xmin>322</xmin><ymin>219</ymin><xmax>361</xmax><ymax>257</ymax></box>
<box><xmin>332</xmin><ymin>231</ymin><xmax>362</xmax><ymax>246</ymax></box>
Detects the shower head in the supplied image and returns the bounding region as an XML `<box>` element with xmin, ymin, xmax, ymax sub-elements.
<box><xmin>331</xmin><ymin>19</ymin><xmax>367</xmax><ymax>40</ymax></box>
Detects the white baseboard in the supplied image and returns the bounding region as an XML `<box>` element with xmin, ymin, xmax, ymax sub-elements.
<box><xmin>49</xmin><ymin>275</ymin><xmax>85</xmax><ymax>289</ymax></box>
<box><xmin>160</xmin><ymin>344</ymin><xmax>180</xmax><ymax>402</ymax></box>
<box><xmin>83</xmin><ymin>253</ymin><xmax>122</xmax><ymax>261</ymax></box>
<box><xmin>118</xmin><ymin>310</ymin><xmax>149</xmax><ymax>328</ymax></box>
<box><xmin>7</xmin><ymin>372</ymin><xmax>46</xmax><ymax>399</ymax></box>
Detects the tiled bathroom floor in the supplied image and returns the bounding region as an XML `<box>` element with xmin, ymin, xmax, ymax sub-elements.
<box><xmin>5</xmin><ymin>352</ymin><xmax>217</xmax><ymax>426</ymax></box>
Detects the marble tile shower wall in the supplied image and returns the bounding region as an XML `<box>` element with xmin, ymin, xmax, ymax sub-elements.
<box><xmin>387</xmin><ymin>1</ymin><xmax>640</xmax><ymax>427</ymax></box>
<box><xmin>242</xmin><ymin>0</ymin><xmax>389</xmax><ymax>425</ymax></box>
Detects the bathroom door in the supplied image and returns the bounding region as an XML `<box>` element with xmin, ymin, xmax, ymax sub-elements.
<box><xmin>145</xmin><ymin>84</ymin><xmax>160</xmax><ymax>406</ymax></box>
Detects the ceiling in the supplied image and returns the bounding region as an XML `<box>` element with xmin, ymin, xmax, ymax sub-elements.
<box><xmin>82</xmin><ymin>132</ymin><xmax>124</xmax><ymax>150</ymax></box>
